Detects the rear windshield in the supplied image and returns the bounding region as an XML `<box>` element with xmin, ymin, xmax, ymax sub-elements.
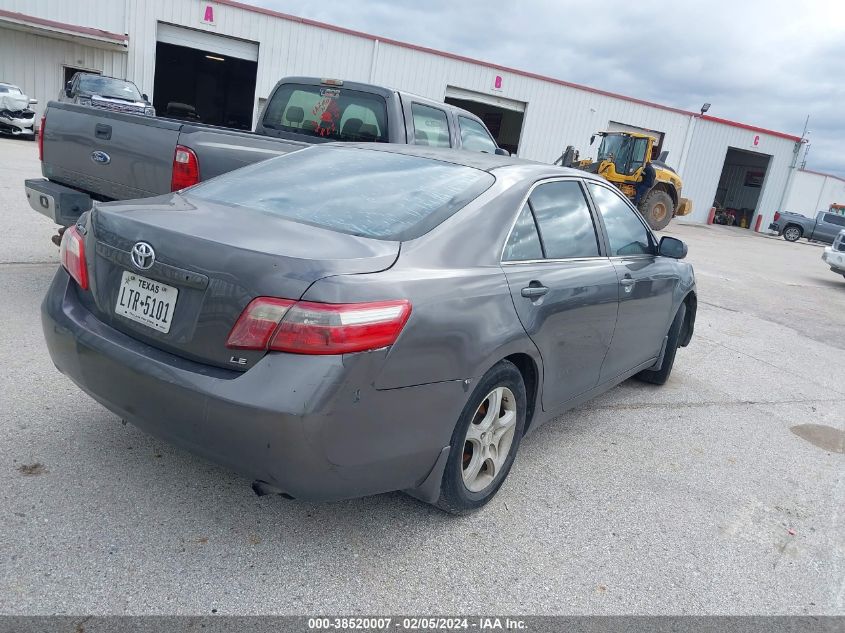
<box><xmin>188</xmin><ymin>147</ymin><xmax>495</xmax><ymax>241</ymax></box>
<box><xmin>262</xmin><ymin>84</ymin><xmax>388</xmax><ymax>143</ymax></box>
<box><xmin>78</xmin><ymin>75</ymin><xmax>142</xmax><ymax>101</ymax></box>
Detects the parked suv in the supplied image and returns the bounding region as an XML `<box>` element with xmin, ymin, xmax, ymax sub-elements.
<box><xmin>60</xmin><ymin>73</ymin><xmax>154</xmax><ymax>117</ymax></box>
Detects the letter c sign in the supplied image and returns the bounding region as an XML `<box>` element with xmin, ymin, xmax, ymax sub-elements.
<box><xmin>753</xmin><ymin>134</ymin><xmax>760</xmax><ymax>146</ymax></box>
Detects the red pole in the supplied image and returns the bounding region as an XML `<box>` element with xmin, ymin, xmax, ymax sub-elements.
<box><xmin>754</xmin><ymin>214</ymin><xmax>763</xmax><ymax>232</ymax></box>
<box><xmin>707</xmin><ymin>207</ymin><xmax>716</xmax><ymax>224</ymax></box>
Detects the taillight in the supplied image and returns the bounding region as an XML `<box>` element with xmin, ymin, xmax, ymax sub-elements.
<box><xmin>38</xmin><ymin>113</ymin><xmax>46</xmax><ymax>161</ymax></box>
<box><xmin>226</xmin><ymin>298</ymin><xmax>412</xmax><ymax>355</ymax></box>
<box><xmin>774</xmin><ymin>212</ymin><xmax>781</xmax><ymax>222</ymax></box>
<box><xmin>60</xmin><ymin>225</ymin><xmax>89</xmax><ymax>290</ymax></box>
<box><xmin>171</xmin><ymin>145</ymin><xmax>200</xmax><ymax>191</ymax></box>
<box><xmin>226</xmin><ymin>297</ymin><xmax>295</xmax><ymax>350</ymax></box>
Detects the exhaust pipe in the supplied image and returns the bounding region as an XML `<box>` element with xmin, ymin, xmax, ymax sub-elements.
<box><xmin>251</xmin><ymin>480</ymin><xmax>294</xmax><ymax>499</ymax></box>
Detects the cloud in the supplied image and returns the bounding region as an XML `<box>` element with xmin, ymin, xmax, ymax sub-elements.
<box><xmin>253</xmin><ymin>0</ymin><xmax>844</xmax><ymax>176</ymax></box>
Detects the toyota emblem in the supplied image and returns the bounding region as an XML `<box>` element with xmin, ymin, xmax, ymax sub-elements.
<box><xmin>131</xmin><ymin>242</ymin><xmax>155</xmax><ymax>270</ymax></box>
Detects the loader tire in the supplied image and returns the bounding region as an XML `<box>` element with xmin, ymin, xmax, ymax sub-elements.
<box><xmin>639</xmin><ymin>190</ymin><xmax>674</xmax><ymax>231</ymax></box>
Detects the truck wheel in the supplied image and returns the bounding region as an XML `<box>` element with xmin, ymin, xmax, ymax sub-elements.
<box><xmin>783</xmin><ymin>225</ymin><xmax>802</xmax><ymax>242</ymax></box>
<box><xmin>635</xmin><ymin>303</ymin><xmax>686</xmax><ymax>386</ymax></box>
<box><xmin>639</xmin><ymin>190</ymin><xmax>674</xmax><ymax>231</ymax></box>
<box><xmin>436</xmin><ymin>360</ymin><xmax>526</xmax><ymax>515</ymax></box>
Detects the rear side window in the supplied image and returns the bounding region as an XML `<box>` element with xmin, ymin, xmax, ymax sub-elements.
<box><xmin>503</xmin><ymin>203</ymin><xmax>543</xmax><ymax>261</ymax></box>
<box><xmin>262</xmin><ymin>84</ymin><xmax>388</xmax><ymax>142</ymax></box>
<box><xmin>189</xmin><ymin>146</ymin><xmax>494</xmax><ymax>241</ymax></box>
<box><xmin>412</xmin><ymin>103</ymin><xmax>451</xmax><ymax>148</ymax></box>
<box><xmin>588</xmin><ymin>183</ymin><xmax>654</xmax><ymax>256</ymax></box>
<box><xmin>459</xmin><ymin>116</ymin><xmax>498</xmax><ymax>153</ymax></box>
<box><xmin>529</xmin><ymin>181</ymin><xmax>600</xmax><ymax>259</ymax></box>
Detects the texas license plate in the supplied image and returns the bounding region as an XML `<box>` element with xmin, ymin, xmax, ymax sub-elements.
<box><xmin>115</xmin><ymin>271</ymin><xmax>178</xmax><ymax>333</ymax></box>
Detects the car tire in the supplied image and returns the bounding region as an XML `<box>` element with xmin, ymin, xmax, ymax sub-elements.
<box><xmin>436</xmin><ymin>360</ymin><xmax>527</xmax><ymax>515</ymax></box>
<box><xmin>635</xmin><ymin>302</ymin><xmax>687</xmax><ymax>386</ymax></box>
<box><xmin>783</xmin><ymin>225</ymin><xmax>802</xmax><ymax>242</ymax></box>
<box><xmin>639</xmin><ymin>190</ymin><xmax>674</xmax><ymax>231</ymax></box>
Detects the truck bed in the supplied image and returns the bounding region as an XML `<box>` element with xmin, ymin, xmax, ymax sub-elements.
<box><xmin>39</xmin><ymin>102</ymin><xmax>308</xmax><ymax>203</ymax></box>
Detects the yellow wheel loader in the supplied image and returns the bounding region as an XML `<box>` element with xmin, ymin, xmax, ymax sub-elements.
<box><xmin>556</xmin><ymin>131</ymin><xmax>692</xmax><ymax>231</ymax></box>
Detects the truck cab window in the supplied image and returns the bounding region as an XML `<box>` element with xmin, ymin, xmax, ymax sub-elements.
<box><xmin>263</xmin><ymin>84</ymin><xmax>388</xmax><ymax>142</ymax></box>
<box><xmin>411</xmin><ymin>103</ymin><xmax>451</xmax><ymax>148</ymax></box>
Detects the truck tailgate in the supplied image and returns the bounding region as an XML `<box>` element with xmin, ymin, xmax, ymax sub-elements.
<box><xmin>41</xmin><ymin>102</ymin><xmax>182</xmax><ymax>200</ymax></box>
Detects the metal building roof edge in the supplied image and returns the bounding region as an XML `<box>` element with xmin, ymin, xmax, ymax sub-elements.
<box><xmin>798</xmin><ymin>168</ymin><xmax>845</xmax><ymax>184</ymax></box>
<box><xmin>0</xmin><ymin>9</ymin><xmax>128</xmax><ymax>43</ymax></box>
<box><xmin>217</xmin><ymin>0</ymin><xmax>803</xmax><ymax>143</ymax></box>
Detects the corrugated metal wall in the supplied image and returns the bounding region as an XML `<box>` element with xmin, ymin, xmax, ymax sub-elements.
<box><xmin>3</xmin><ymin>0</ymin><xmax>804</xmax><ymax>228</ymax></box>
<box><xmin>785</xmin><ymin>171</ymin><xmax>845</xmax><ymax>217</ymax></box>
<box><xmin>0</xmin><ymin>27</ymin><xmax>127</xmax><ymax>123</ymax></box>
<box><xmin>1</xmin><ymin>0</ymin><xmax>125</xmax><ymax>36</ymax></box>
<box><xmin>681</xmin><ymin>118</ymin><xmax>798</xmax><ymax>226</ymax></box>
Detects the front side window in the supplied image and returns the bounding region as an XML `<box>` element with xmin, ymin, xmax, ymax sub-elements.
<box><xmin>459</xmin><ymin>116</ymin><xmax>498</xmax><ymax>153</ymax></box>
<box><xmin>588</xmin><ymin>183</ymin><xmax>653</xmax><ymax>256</ymax></box>
<box><xmin>528</xmin><ymin>181</ymin><xmax>600</xmax><ymax>259</ymax></box>
<box><xmin>412</xmin><ymin>103</ymin><xmax>451</xmax><ymax>148</ymax></box>
<box><xmin>262</xmin><ymin>84</ymin><xmax>388</xmax><ymax>142</ymax></box>
<box><xmin>503</xmin><ymin>203</ymin><xmax>543</xmax><ymax>261</ymax></box>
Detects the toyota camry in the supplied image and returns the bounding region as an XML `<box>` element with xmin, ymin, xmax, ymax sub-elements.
<box><xmin>42</xmin><ymin>144</ymin><xmax>696</xmax><ymax>513</ymax></box>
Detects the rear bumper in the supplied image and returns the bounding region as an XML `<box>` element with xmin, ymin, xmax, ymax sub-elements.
<box><xmin>25</xmin><ymin>178</ymin><xmax>93</xmax><ymax>226</ymax></box>
<box><xmin>42</xmin><ymin>269</ymin><xmax>463</xmax><ymax>502</ymax></box>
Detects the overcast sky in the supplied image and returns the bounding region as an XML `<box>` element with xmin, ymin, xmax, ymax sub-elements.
<box><xmin>252</xmin><ymin>0</ymin><xmax>845</xmax><ymax>177</ymax></box>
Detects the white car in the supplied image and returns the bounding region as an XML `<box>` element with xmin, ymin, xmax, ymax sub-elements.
<box><xmin>0</xmin><ymin>82</ymin><xmax>37</xmax><ymax>138</ymax></box>
<box><xmin>822</xmin><ymin>229</ymin><xmax>845</xmax><ymax>279</ymax></box>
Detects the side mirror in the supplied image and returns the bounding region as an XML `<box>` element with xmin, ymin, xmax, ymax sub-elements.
<box><xmin>590</xmin><ymin>134</ymin><xmax>596</xmax><ymax>145</ymax></box>
<box><xmin>659</xmin><ymin>236</ymin><xmax>687</xmax><ymax>259</ymax></box>
<box><xmin>28</xmin><ymin>98</ymin><xmax>38</xmax><ymax>105</ymax></box>
<box><xmin>142</xmin><ymin>93</ymin><xmax>149</xmax><ymax>102</ymax></box>
<box><xmin>494</xmin><ymin>147</ymin><xmax>510</xmax><ymax>156</ymax></box>
<box><xmin>65</xmin><ymin>81</ymin><xmax>73</xmax><ymax>97</ymax></box>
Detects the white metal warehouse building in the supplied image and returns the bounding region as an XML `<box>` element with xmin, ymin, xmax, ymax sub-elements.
<box><xmin>1</xmin><ymin>0</ymin><xmax>841</xmax><ymax>228</ymax></box>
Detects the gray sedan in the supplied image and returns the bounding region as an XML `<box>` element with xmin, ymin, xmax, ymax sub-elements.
<box><xmin>42</xmin><ymin>144</ymin><xmax>696</xmax><ymax>513</ymax></box>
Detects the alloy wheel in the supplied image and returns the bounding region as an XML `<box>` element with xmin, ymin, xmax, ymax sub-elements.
<box><xmin>462</xmin><ymin>386</ymin><xmax>517</xmax><ymax>493</ymax></box>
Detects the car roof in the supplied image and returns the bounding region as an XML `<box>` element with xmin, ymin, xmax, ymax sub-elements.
<box><xmin>330</xmin><ymin>142</ymin><xmax>604</xmax><ymax>182</ymax></box>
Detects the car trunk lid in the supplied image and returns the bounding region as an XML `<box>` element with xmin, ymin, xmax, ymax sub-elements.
<box><xmin>81</xmin><ymin>193</ymin><xmax>400</xmax><ymax>370</ymax></box>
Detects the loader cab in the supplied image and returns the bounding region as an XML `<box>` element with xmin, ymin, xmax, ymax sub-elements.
<box><xmin>596</xmin><ymin>132</ymin><xmax>652</xmax><ymax>177</ymax></box>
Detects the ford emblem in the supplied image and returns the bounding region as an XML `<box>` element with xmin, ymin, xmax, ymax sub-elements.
<box><xmin>91</xmin><ymin>150</ymin><xmax>111</xmax><ymax>165</ymax></box>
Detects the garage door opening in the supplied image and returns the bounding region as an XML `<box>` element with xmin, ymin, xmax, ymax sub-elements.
<box><xmin>153</xmin><ymin>24</ymin><xmax>258</xmax><ymax>130</ymax></box>
<box><xmin>444</xmin><ymin>87</ymin><xmax>525</xmax><ymax>155</ymax></box>
<box><xmin>712</xmin><ymin>147</ymin><xmax>772</xmax><ymax>229</ymax></box>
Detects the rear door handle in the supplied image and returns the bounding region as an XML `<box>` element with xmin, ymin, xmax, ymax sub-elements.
<box><xmin>621</xmin><ymin>275</ymin><xmax>635</xmax><ymax>293</ymax></box>
<box><xmin>95</xmin><ymin>123</ymin><xmax>112</xmax><ymax>140</ymax></box>
<box><xmin>521</xmin><ymin>284</ymin><xmax>549</xmax><ymax>299</ymax></box>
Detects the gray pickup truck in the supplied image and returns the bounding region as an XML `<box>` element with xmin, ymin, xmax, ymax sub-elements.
<box><xmin>769</xmin><ymin>209</ymin><xmax>845</xmax><ymax>244</ymax></box>
<box><xmin>26</xmin><ymin>76</ymin><xmax>506</xmax><ymax>228</ymax></box>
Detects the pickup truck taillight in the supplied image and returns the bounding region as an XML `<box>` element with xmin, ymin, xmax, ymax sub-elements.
<box><xmin>60</xmin><ymin>225</ymin><xmax>89</xmax><ymax>290</ymax></box>
<box><xmin>171</xmin><ymin>145</ymin><xmax>200</xmax><ymax>191</ymax></box>
<box><xmin>226</xmin><ymin>297</ymin><xmax>412</xmax><ymax>355</ymax></box>
<box><xmin>773</xmin><ymin>212</ymin><xmax>781</xmax><ymax>222</ymax></box>
<box><xmin>38</xmin><ymin>114</ymin><xmax>46</xmax><ymax>161</ymax></box>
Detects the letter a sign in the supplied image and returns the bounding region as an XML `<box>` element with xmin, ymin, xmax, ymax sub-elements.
<box><xmin>202</xmin><ymin>4</ymin><xmax>216</xmax><ymax>25</ymax></box>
